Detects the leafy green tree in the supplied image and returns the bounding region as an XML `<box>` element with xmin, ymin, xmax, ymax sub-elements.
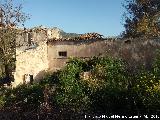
<box><xmin>123</xmin><ymin>0</ymin><xmax>160</xmax><ymax>38</ymax></box>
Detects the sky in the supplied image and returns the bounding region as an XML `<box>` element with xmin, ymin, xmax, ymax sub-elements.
<box><xmin>22</xmin><ymin>0</ymin><xmax>126</xmax><ymax>37</ymax></box>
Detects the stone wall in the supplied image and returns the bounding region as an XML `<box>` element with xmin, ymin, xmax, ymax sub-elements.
<box><xmin>16</xmin><ymin>29</ymin><xmax>47</xmax><ymax>47</ymax></box>
<box><xmin>47</xmin><ymin>39</ymin><xmax>110</xmax><ymax>71</ymax></box>
<box><xmin>13</xmin><ymin>27</ymin><xmax>79</xmax><ymax>87</ymax></box>
<box><xmin>13</xmin><ymin>37</ymin><xmax>160</xmax><ymax>87</ymax></box>
<box><xmin>13</xmin><ymin>42</ymin><xmax>48</xmax><ymax>87</ymax></box>
<box><xmin>16</xmin><ymin>27</ymin><xmax>79</xmax><ymax>47</ymax></box>
<box><xmin>47</xmin><ymin>38</ymin><xmax>160</xmax><ymax>72</ymax></box>
<box><xmin>103</xmin><ymin>38</ymin><xmax>160</xmax><ymax>72</ymax></box>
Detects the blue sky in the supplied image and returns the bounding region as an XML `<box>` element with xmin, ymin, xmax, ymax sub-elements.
<box><xmin>22</xmin><ymin>0</ymin><xmax>125</xmax><ymax>37</ymax></box>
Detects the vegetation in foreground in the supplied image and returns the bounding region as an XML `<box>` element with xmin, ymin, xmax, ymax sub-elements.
<box><xmin>0</xmin><ymin>51</ymin><xmax>160</xmax><ymax>119</ymax></box>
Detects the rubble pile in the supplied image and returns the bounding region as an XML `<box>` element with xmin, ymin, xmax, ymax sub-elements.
<box><xmin>47</xmin><ymin>32</ymin><xmax>104</xmax><ymax>42</ymax></box>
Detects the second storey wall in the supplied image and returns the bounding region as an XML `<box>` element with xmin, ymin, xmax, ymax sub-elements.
<box><xmin>47</xmin><ymin>39</ymin><xmax>112</xmax><ymax>71</ymax></box>
<box><xmin>47</xmin><ymin>38</ymin><xmax>160</xmax><ymax>72</ymax></box>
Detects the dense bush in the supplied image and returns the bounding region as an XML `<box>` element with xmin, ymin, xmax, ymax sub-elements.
<box><xmin>55</xmin><ymin>58</ymin><xmax>91</xmax><ymax>113</ymax></box>
<box><xmin>55</xmin><ymin>55</ymin><xmax>160</xmax><ymax>115</ymax></box>
<box><xmin>54</xmin><ymin>57</ymin><xmax>132</xmax><ymax>115</ymax></box>
<box><xmin>86</xmin><ymin>57</ymin><xmax>129</xmax><ymax>114</ymax></box>
<box><xmin>130</xmin><ymin>50</ymin><xmax>160</xmax><ymax>114</ymax></box>
<box><xmin>0</xmin><ymin>54</ymin><xmax>160</xmax><ymax>119</ymax></box>
<box><xmin>132</xmin><ymin>70</ymin><xmax>160</xmax><ymax>114</ymax></box>
<box><xmin>0</xmin><ymin>83</ymin><xmax>44</xmax><ymax>113</ymax></box>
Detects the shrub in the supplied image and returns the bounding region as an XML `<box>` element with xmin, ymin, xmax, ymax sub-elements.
<box><xmin>55</xmin><ymin>57</ymin><xmax>130</xmax><ymax>114</ymax></box>
<box><xmin>39</xmin><ymin>71</ymin><xmax>60</xmax><ymax>86</ymax></box>
<box><xmin>55</xmin><ymin>58</ymin><xmax>91</xmax><ymax>112</ymax></box>
<box><xmin>0</xmin><ymin>87</ymin><xmax>8</xmax><ymax>109</ymax></box>
<box><xmin>131</xmin><ymin>69</ymin><xmax>160</xmax><ymax>114</ymax></box>
<box><xmin>131</xmin><ymin>51</ymin><xmax>160</xmax><ymax>114</ymax></box>
<box><xmin>84</xmin><ymin>57</ymin><xmax>130</xmax><ymax>114</ymax></box>
<box><xmin>1</xmin><ymin>84</ymin><xmax>44</xmax><ymax>112</ymax></box>
<box><xmin>1</xmin><ymin>53</ymin><xmax>160</xmax><ymax>117</ymax></box>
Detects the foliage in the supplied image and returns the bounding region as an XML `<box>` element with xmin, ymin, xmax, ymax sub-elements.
<box><xmin>54</xmin><ymin>57</ymin><xmax>130</xmax><ymax>115</ymax></box>
<box><xmin>81</xmin><ymin>57</ymin><xmax>128</xmax><ymax>92</ymax></box>
<box><xmin>123</xmin><ymin>0</ymin><xmax>160</xmax><ymax>38</ymax></box>
<box><xmin>131</xmin><ymin>70</ymin><xmax>160</xmax><ymax>114</ymax></box>
<box><xmin>1</xmin><ymin>55</ymin><xmax>160</xmax><ymax>118</ymax></box>
<box><xmin>0</xmin><ymin>0</ymin><xmax>28</xmax><ymax>84</ymax></box>
<box><xmin>0</xmin><ymin>84</ymin><xmax>44</xmax><ymax>112</ymax></box>
<box><xmin>55</xmin><ymin>58</ymin><xmax>91</xmax><ymax>112</ymax></box>
<box><xmin>84</xmin><ymin>57</ymin><xmax>129</xmax><ymax>114</ymax></box>
<box><xmin>39</xmin><ymin>71</ymin><xmax>60</xmax><ymax>86</ymax></box>
<box><xmin>54</xmin><ymin>56</ymin><xmax>160</xmax><ymax>115</ymax></box>
<box><xmin>0</xmin><ymin>87</ymin><xmax>7</xmax><ymax>109</ymax></box>
<box><xmin>153</xmin><ymin>50</ymin><xmax>160</xmax><ymax>79</ymax></box>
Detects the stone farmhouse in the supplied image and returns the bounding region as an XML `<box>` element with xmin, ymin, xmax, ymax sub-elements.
<box><xmin>13</xmin><ymin>26</ymin><xmax>160</xmax><ymax>87</ymax></box>
<box><xmin>13</xmin><ymin>27</ymin><xmax>108</xmax><ymax>87</ymax></box>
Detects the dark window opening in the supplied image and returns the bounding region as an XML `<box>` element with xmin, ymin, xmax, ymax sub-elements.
<box><xmin>28</xmin><ymin>33</ymin><xmax>32</xmax><ymax>45</ymax></box>
<box><xmin>58</xmin><ymin>51</ymin><xmax>67</xmax><ymax>57</ymax></box>
<box><xmin>29</xmin><ymin>75</ymin><xmax>33</xmax><ymax>84</ymax></box>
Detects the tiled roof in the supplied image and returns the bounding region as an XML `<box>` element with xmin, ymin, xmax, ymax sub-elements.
<box><xmin>47</xmin><ymin>32</ymin><xmax>104</xmax><ymax>42</ymax></box>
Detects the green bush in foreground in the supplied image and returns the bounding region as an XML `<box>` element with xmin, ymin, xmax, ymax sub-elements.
<box><xmin>132</xmin><ymin>70</ymin><xmax>160</xmax><ymax>114</ymax></box>
<box><xmin>55</xmin><ymin>58</ymin><xmax>91</xmax><ymax>112</ymax></box>
<box><xmin>55</xmin><ymin>57</ymin><xmax>130</xmax><ymax>114</ymax></box>
<box><xmin>55</xmin><ymin>56</ymin><xmax>160</xmax><ymax>115</ymax></box>
<box><xmin>0</xmin><ymin>84</ymin><xmax>44</xmax><ymax>112</ymax></box>
<box><xmin>1</xmin><ymin>54</ymin><xmax>160</xmax><ymax>118</ymax></box>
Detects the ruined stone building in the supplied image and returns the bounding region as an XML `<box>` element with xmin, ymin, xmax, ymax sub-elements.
<box><xmin>13</xmin><ymin>26</ymin><xmax>160</xmax><ymax>87</ymax></box>
<box><xmin>13</xmin><ymin>27</ymin><xmax>107</xmax><ymax>87</ymax></box>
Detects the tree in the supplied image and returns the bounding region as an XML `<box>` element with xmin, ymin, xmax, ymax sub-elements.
<box><xmin>0</xmin><ymin>0</ymin><xmax>28</xmax><ymax>85</ymax></box>
<box><xmin>123</xmin><ymin>0</ymin><xmax>160</xmax><ymax>38</ymax></box>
